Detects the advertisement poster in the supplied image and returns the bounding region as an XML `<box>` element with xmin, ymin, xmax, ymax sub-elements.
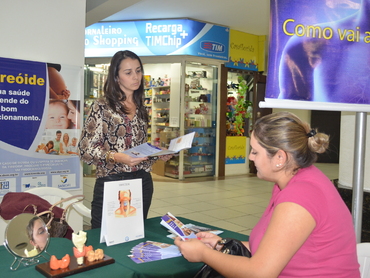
<box><xmin>225</xmin><ymin>136</ymin><xmax>246</xmax><ymax>164</ymax></box>
<box><xmin>100</xmin><ymin>179</ymin><xmax>144</xmax><ymax>246</ymax></box>
<box><xmin>85</xmin><ymin>19</ymin><xmax>229</xmax><ymax>61</ymax></box>
<box><xmin>266</xmin><ymin>0</ymin><xmax>369</xmax><ymax>106</ymax></box>
<box><xmin>0</xmin><ymin>57</ymin><xmax>83</xmax><ymax>196</ymax></box>
<box><xmin>224</xmin><ymin>29</ymin><xmax>265</xmax><ymax>72</ymax></box>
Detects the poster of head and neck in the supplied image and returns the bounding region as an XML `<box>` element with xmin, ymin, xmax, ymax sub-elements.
<box><xmin>0</xmin><ymin>57</ymin><xmax>83</xmax><ymax>195</ymax></box>
<box><xmin>265</xmin><ymin>0</ymin><xmax>370</xmax><ymax>111</ymax></box>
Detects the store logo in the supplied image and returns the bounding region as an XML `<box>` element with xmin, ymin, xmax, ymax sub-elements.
<box><xmin>0</xmin><ymin>181</ymin><xmax>10</xmax><ymax>189</ymax></box>
<box><xmin>201</xmin><ymin>41</ymin><xmax>225</xmax><ymax>53</ymax></box>
<box><xmin>60</xmin><ymin>176</ymin><xmax>68</xmax><ymax>183</ymax></box>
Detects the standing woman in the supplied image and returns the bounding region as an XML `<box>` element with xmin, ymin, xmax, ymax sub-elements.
<box><xmin>78</xmin><ymin>50</ymin><xmax>170</xmax><ymax>229</ymax></box>
<box><xmin>175</xmin><ymin>112</ymin><xmax>359</xmax><ymax>277</ymax></box>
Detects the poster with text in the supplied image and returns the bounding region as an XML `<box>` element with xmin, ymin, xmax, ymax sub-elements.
<box><xmin>266</xmin><ymin>0</ymin><xmax>370</xmax><ymax>107</ymax></box>
<box><xmin>0</xmin><ymin>57</ymin><xmax>83</xmax><ymax>196</ymax></box>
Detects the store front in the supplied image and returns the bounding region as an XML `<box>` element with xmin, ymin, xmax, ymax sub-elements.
<box><xmin>84</xmin><ymin>19</ymin><xmax>229</xmax><ymax>179</ymax></box>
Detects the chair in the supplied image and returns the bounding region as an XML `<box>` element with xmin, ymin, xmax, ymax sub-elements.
<box><xmin>357</xmin><ymin>242</ymin><xmax>370</xmax><ymax>278</ymax></box>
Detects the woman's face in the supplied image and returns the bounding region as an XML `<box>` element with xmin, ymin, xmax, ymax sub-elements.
<box><xmin>249</xmin><ymin>133</ymin><xmax>276</xmax><ymax>182</ymax></box>
<box><xmin>46</xmin><ymin>102</ymin><xmax>69</xmax><ymax>129</ymax></box>
<box><xmin>67</xmin><ymin>101</ymin><xmax>80</xmax><ymax>129</ymax></box>
<box><xmin>117</xmin><ymin>58</ymin><xmax>142</xmax><ymax>95</ymax></box>
<box><xmin>31</xmin><ymin>219</ymin><xmax>48</xmax><ymax>251</ymax></box>
<box><xmin>63</xmin><ymin>133</ymin><xmax>69</xmax><ymax>143</ymax></box>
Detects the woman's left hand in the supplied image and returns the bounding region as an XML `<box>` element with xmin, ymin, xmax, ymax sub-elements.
<box><xmin>174</xmin><ymin>237</ymin><xmax>207</xmax><ymax>262</ymax></box>
<box><xmin>159</xmin><ymin>154</ymin><xmax>173</xmax><ymax>162</ymax></box>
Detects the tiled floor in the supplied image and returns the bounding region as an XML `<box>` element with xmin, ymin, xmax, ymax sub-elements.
<box><xmin>82</xmin><ymin>163</ymin><xmax>339</xmax><ymax>235</ymax></box>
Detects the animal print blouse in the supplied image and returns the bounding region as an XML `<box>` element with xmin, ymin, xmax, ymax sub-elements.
<box><xmin>78</xmin><ymin>98</ymin><xmax>156</xmax><ymax>178</ymax></box>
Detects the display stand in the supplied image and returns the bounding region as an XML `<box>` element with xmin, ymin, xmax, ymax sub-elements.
<box><xmin>36</xmin><ymin>255</ymin><xmax>115</xmax><ymax>278</ymax></box>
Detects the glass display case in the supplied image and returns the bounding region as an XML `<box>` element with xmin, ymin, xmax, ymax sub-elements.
<box><xmin>164</xmin><ymin>62</ymin><xmax>218</xmax><ymax>179</ymax></box>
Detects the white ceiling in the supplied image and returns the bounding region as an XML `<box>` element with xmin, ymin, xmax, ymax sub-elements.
<box><xmin>86</xmin><ymin>0</ymin><xmax>270</xmax><ymax>36</ymax></box>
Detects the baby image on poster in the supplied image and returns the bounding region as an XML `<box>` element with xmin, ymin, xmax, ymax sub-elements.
<box><xmin>115</xmin><ymin>190</ymin><xmax>137</xmax><ymax>218</ymax></box>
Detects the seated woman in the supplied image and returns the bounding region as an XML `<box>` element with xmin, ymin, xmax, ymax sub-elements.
<box><xmin>175</xmin><ymin>111</ymin><xmax>360</xmax><ymax>277</ymax></box>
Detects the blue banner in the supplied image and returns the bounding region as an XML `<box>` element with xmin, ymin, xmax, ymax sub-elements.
<box><xmin>85</xmin><ymin>19</ymin><xmax>229</xmax><ymax>61</ymax></box>
<box><xmin>267</xmin><ymin>0</ymin><xmax>369</xmax><ymax>105</ymax></box>
<box><xmin>0</xmin><ymin>57</ymin><xmax>82</xmax><ymax>195</ymax></box>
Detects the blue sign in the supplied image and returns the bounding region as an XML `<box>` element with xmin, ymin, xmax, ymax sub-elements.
<box><xmin>85</xmin><ymin>19</ymin><xmax>229</xmax><ymax>61</ymax></box>
<box><xmin>0</xmin><ymin>57</ymin><xmax>47</xmax><ymax>150</ymax></box>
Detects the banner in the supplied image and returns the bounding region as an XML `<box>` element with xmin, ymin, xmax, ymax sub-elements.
<box><xmin>85</xmin><ymin>19</ymin><xmax>229</xmax><ymax>61</ymax></box>
<box><xmin>264</xmin><ymin>0</ymin><xmax>370</xmax><ymax>110</ymax></box>
<box><xmin>225</xmin><ymin>29</ymin><xmax>265</xmax><ymax>72</ymax></box>
<box><xmin>0</xmin><ymin>57</ymin><xmax>82</xmax><ymax>195</ymax></box>
<box><xmin>225</xmin><ymin>136</ymin><xmax>246</xmax><ymax>164</ymax></box>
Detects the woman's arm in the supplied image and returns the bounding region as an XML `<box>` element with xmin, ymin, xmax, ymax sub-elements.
<box><xmin>176</xmin><ymin>202</ymin><xmax>315</xmax><ymax>278</ymax></box>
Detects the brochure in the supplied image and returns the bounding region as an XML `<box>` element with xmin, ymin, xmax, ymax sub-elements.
<box><xmin>166</xmin><ymin>223</ymin><xmax>223</xmax><ymax>239</ymax></box>
<box><xmin>128</xmin><ymin>241</ymin><xmax>181</xmax><ymax>264</ymax></box>
<box><xmin>100</xmin><ymin>179</ymin><xmax>144</xmax><ymax>246</ymax></box>
<box><xmin>123</xmin><ymin>132</ymin><xmax>195</xmax><ymax>158</ymax></box>
<box><xmin>160</xmin><ymin>212</ymin><xmax>197</xmax><ymax>240</ymax></box>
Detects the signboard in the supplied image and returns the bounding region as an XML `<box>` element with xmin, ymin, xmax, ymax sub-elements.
<box><xmin>225</xmin><ymin>29</ymin><xmax>265</xmax><ymax>72</ymax></box>
<box><xmin>85</xmin><ymin>19</ymin><xmax>229</xmax><ymax>61</ymax></box>
<box><xmin>0</xmin><ymin>57</ymin><xmax>82</xmax><ymax>195</ymax></box>
<box><xmin>225</xmin><ymin>136</ymin><xmax>246</xmax><ymax>164</ymax></box>
<box><xmin>263</xmin><ymin>0</ymin><xmax>370</xmax><ymax>111</ymax></box>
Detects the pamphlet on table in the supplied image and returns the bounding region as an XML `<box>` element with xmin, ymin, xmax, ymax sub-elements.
<box><xmin>123</xmin><ymin>132</ymin><xmax>195</xmax><ymax>158</ymax></box>
<box><xmin>128</xmin><ymin>212</ymin><xmax>224</xmax><ymax>264</ymax></box>
<box><xmin>100</xmin><ymin>179</ymin><xmax>144</xmax><ymax>246</ymax></box>
<box><xmin>128</xmin><ymin>241</ymin><xmax>181</xmax><ymax>263</ymax></box>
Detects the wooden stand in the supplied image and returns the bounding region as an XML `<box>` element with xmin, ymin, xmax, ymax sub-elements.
<box><xmin>36</xmin><ymin>255</ymin><xmax>115</xmax><ymax>278</ymax></box>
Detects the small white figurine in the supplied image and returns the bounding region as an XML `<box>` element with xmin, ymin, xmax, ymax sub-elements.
<box><xmin>72</xmin><ymin>230</ymin><xmax>87</xmax><ymax>265</ymax></box>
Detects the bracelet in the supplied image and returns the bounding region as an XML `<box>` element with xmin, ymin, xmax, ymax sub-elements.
<box><xmin>106</xmin><ymin>151</ymin><xmax>116</xmax><ymax>164</ymax></box>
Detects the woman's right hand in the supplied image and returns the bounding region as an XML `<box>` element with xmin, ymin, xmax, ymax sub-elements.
<box><xmin>196</xmin><ymin>232</ymin><xmax>222</xmax><ymax>249</ymax></box>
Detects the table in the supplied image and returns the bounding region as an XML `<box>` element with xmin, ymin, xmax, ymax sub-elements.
<box><xmin>0</xmin><ymin>216</ymin><xmax>249</xmax><ymax>278</ymax></box>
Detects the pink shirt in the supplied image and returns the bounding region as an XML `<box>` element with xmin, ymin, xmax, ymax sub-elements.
<box><xmin>249</xmin><ymin>165</ymin><xmax>360</xmax><ymax>277</ymax></box>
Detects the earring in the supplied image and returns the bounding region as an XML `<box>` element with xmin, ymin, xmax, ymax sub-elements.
<box><xmin>276</xmin><ymin>164</ymin><xmax>282</xmax><ymax>168</ymax></box>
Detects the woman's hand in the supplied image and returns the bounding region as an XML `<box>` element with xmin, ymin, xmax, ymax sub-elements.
<box><xmin>114</xmin><ymin>152</ymin><xmax>148</xmax><ymax>167</ymax></box>
<box><xmin>196</xmin><ymin>232</ymin><xmax>222</xmax><ymax>249</ymax></box>
<box><xmin>174</xmin><ymin>237</ymin><xmax>208</xmax><ymax>262</ymax></box>
<box><xmin>158</xmin><ymin>154</ymin><xmax>173</xmax><ymax>162</ymax></box>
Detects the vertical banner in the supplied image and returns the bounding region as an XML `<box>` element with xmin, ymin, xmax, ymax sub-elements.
<box><xmin>225</xmin><ymin>136</ymin><xmax>246</xmax><ymax>164</ymax></box>
<box><xmin>266</xmin><ymin>0</ymin><xmax>369</xmax><ymax>107</ymax></box>
<box><xmin>0</xmin><ymin>57</ymin><xmax>82</xmax><ymax>195</ymax></box>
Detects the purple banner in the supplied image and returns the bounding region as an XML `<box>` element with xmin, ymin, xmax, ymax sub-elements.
<box><xmin>267</xmin><ymin>0</ymin><xmax>369</xmax><ymax>104</ymax></box>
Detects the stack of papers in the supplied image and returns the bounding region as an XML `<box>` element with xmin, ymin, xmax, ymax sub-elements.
<box><xmin>128</xmin><ymin>241</ymin><xmax>181</xmax><ymax>263</ymax></box>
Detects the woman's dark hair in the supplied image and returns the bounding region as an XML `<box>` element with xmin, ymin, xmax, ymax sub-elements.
<box><xmin>104</xmin><ymin>50</ymin><xmax>148</xmax><ymax>122</ymax></box>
